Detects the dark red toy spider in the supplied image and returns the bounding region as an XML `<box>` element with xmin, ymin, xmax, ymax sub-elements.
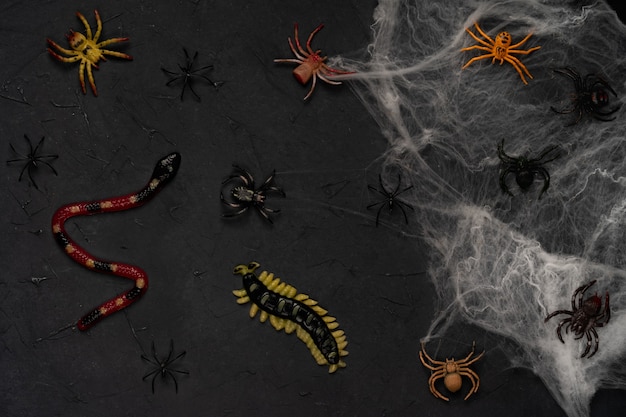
<box><xmin>220</xmin><ymin>164</ymin><xmax>285</xmax><ymax>223</ymax></box>
<box><xmin>274</xmin><ymin>23</ymin><xmax>355</xmax><ymax>100</ymax></box>
<box><xmin>545</xmin><ymin>280</ymin><xmax>610</xmax><ymax>358</ymax></box>
<box><xmin>551</xmin><ymin>67</ymin><xmax>621</xmax><ymax>125</ymax></box>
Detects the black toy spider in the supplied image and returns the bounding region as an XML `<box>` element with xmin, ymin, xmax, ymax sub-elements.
<box><xmin>498</xmin><ymin>139</ymin><xmax>560</xmax><ymax>199</ymax></box>
<box><xmin>220</xmin><ymin>164</ymin><xmax>285</xmax><ymax>223</ymax></box>
<box><xmin>367</xmin><ymin>173</ymin><xmax>414</xmax><ymax>226</ymax></box>
<box><xmin>551</xmin><ymin>67</ymin><xmax>621</xmax><ymax>125</ymax></box>
<box><xmin>162</xmin><ymin>48</ymin><xmax>223</xmax><ymax>101</ymax></box>
<box><xmin>6</xmin><ymin>135</ymin><xmax>58</xmax><ymax>190</ymax></box>
<box><xmin>545</xmin><ymin>280</ymin><xmax>610</xmax><ymax>358</ymax></box>
<box><xmin>141</xmin><ymin>339</ymin><xmax>189</xmax><ymax>393</ymax></box>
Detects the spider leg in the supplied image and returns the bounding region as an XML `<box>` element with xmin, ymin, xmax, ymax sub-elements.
<box><xmin>292</xmin><ymin>24</ymin><xmax>310</xmax><ymax>58</ymax></box>
<box><xmin>459</xmin><ymin>369</ymin><xmax>480</xmax><ymax>400</ymax></box>
<box><xmin>317</xmin><ymin>72</ymin><xmax>343</xmax><ymax>86</ymax></box>
<box><xmin>499</xmin><ymin>166</ymin><xmax>515</xmax><ymax>196</ymax></box>
<box><xmin>535</xmin><ymin>167</ymin><xmax>551</xmax><ymax>199</ymax></box>
<box><xmin>419</xmin><ymin>343</ymin><xmax>447</xmax><ymax>367</ymax></box>
<box><xmin>222</xmin><ymin>206</ymin><xmax>250</xmax><ymax>218</ymax></box>
<box><xmin>554</xmin><ymin>316</ymin><xmax>572</xmax><ymax>343</ymax></box>
<box><xmin>508</xmin><ymin>32</ymin><xmax>538</xmax><ymax>49</ymax></box>
<box><xmin>497</xmin><ymin>139</ymin><xmax>521</xmax><ymax>164</ymax></box>
<box><xmin>255</xmin><ymin>206</ymin><xmax>275</xmax><ymax>224</ymax></box>
<box><xmin>580</xmin><ymin>330</ymin><xmax>593</xmax><ymax>358</ymax></box>
<box><xmin>466</xmin><ymin>23</ymin><xmax>495</xmax><ymax>47</ymax></box>
<box><xmin>395</xmin><ymin>200</ymin><xmax>411</xmax><ymax>224</ymax></box>
<box><xmin>85</xmin><ymin>61</ymin><xmax>98</xmax><ymax>96</ymax></box>
<box><xmin>305</xmin><ymin>24</ymin><xmax>324</xmax><ymax>55</ymax></box>
<box><xmin>460</xmin><ymin>45</ymin><xmax>492</xmax><ymax>53</ymax></box>
<box><xmin>274</xmin><ymin>58</ymin><xmax>305</xmax><ymax>65</ymax></box>
<box><xmin>461</xmin><ymin>53</ymin><xmax>496</xmax><ymax>70</ymax></box>
<box><xmin>596</xmin><ymin>292</ymin><xmax>611</xmax><ymax>325</ymax></box>
<box><xmin>46</xmin><ymin>42</ymin><xmax>82</xmax><ymax>61</ymax></box>
<box><xmin>503</xmin><ymin>55</ymin><xmax>531</xmax><ymax>84</ymax></box>
<box><xmin>456</xmin><ymin>342</ymin><xmax>484</xmax><ymax>366</ymax></box>
<box><xmin>574</xmin><ymin>280</ymin><xmax>596</xmax><ymax>310</ymax></box>
<box><xmin>303</xmin><ymin>73</ymin><xmax>318</xmax><ymax>100</ymax></box>
<box><xmin>100</xmin><ymin>47</ymin><xmax>132</xmax><ymax>60</ymax></box>
<box><xmin>584</xmin><ymin>328</ymin><xmax>599</xmax><ymax>358</ymax></box>
<box><xmin>75</xmin><ymin>11</ymin><xmax>93</xmax><ymax>41</ymax></box>
<box><xmin>93</xmin><ymin>10</ymin><xmax>103</xmax><ymax>43</ymax></box>
<box><xmin>428</xmin><ymin>371</ymin><xmax>449</xmax><ymax>401</ymax></box>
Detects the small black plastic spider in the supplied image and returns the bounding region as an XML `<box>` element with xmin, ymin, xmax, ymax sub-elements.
<box><xmin>141</xmin><ymin>339</ymin><xmax>189</xmax><ymax>393</ymax></box>
<box><xmin>551</xmin><ymin>67</ymin><xmax>621</xmax><ymax>125</ymax></box>
<box><xmin>498</xmin><ymin>139</ymin><xmax>560</xmax><ymax>199</ymax></box>
<box><xmin>545</xmin><ymin>280</ymin><xmax>610</xmax><ymax>358</ymax></box>
<box><xmin>220</xmin><ymin>164</ymin><xmax>286</xmax><ymax>223</ymax></box>
<box><xmin>6</xmin><ymin>134</ymin><xmax>58</xmax><ymax>190</ymax></box>
<box><xmin>367</xmin><ymin>173</ymin><xmax>414</xmax><ymax>226</ymax></box>
<box><xmin>162</xmin><ymin>48</ymin><xmax>223</xmax><ymax>101</ymax></box>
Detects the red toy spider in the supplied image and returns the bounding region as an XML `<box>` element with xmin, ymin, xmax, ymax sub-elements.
<box><xmin>274</xmin><ymin>23</ymin><xmax>355</xmax><ymax>100</ymax></box>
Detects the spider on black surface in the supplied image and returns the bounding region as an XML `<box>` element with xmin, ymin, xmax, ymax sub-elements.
<box><xmin>220</xmin><ymin>164</ymin><xmax>286</xmax><ymax>223</ymax></box>
<box><xmin>6</xmin><ymin>135</ymin><xmax>58</xmax><ymax>190</ymax></box>
<box><xmin>497</xmin><ymin>139</ymin><xmax>560</xmax><ymax>199</ymax></box>
<box><xmin>367</xmin><ymin>173</ymin><xmax>414</xmax><ymax>226</ymax></box>
<box><xmin>141</xmin><ymin>339</ymin><xmax>189</xmax><ymax>393</ymax></box>
<box><xmin>162</xmin><ymin>48</ymin><xmax>223</xmax><ymax>101</ymax></box>
<box><xmin>551</xmin><ymin>67</ymin><xmax>621</xmax><ymax>125</ymax></box>
<box><xmin>545</xmin><ymin>280</ymin><xmax>610</xmax><ymax>358</ymax></box>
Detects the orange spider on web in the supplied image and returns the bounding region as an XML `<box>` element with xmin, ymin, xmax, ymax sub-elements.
<box><xmin>274</xmin><ymin>23</ymin><xmax>355</xmax><ymax>100</ymax></box>
<box><xmin>461</xmin><ymin>22</ymin><xmax>541</xmax><ymax>85</ymax></box>
<box><xmin>47</xmin><ymin>10</ymin><xmax>133</xmax><ymax>96</ymax></box>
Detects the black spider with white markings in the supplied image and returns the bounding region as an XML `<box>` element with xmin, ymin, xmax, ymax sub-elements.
<box><xmin>162</xmin><ymin>48</ymin><xmax>223</xmax><ymax>101</ymax></box>
<box><xmin>220</xmin><ymin>164</ymin><xmax>285</xmax><ymax>223</ymax></box>
<box><xmin>545</xmin><ymin>280</ymin><xmax>610</xmax><ymax>358</ymax></box>
<box><xmin>6</xmin><ymin>135</ymin><xmax>58</xmax><ymax>190</ymax></box>
<box><xmin>498</xmin><ymin>139</ymin><xmax>560</xmax><ymax>199</ymax></box>
<box><xmin>141</xmin><ymin>339</ymin><xmax>189</xmax><ymax>393</ymax></box>
<box><xmin>367</xmin><ymin>173</ymin><xmax>414</xmax><ymax>226</ymax></box>
<box><xmin>551</xmin><ymin>67</ymin><xmax>621</xmax><ymax>125</ymax></box>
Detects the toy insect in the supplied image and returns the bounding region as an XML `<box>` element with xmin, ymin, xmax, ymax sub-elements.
<box><xmin>461</xmin><ymin>22</ymin><xmax>541</xmax><ymax>85</ymax></box>
<box><xmin>141</xmin><ymin>339</ymin><xmax>189</xmax><ymax>393</ymax></box>
<box><xmin>367</xmin><ymin>173</ymin><xmax>414</xmax><ymax>226</ymax></box>
<box><xmin>162</xmin><ymin>48</ymin><xmax>223</xmax><ymax>101</ymax></box>
<box><xmin>498</xmin><ymin>139</ymin><xmax>560</xmax><ymax>199</ymax></box>
<box><xmin>419</xmin><ymin>342</ymin><xmax>484</xmax><ymax>401</ymax></box>
<box><xmin>551</xmin><ymin>67</ymin><xmax>621</xmax><ymax>125</ymax></box>
<box><xmin>6</xmin><ymin>135</ymin><xmax>58</xmax><ymax>190</ymax></box>
<box><xmin>545</xmin><ymin>280</ymin><xmax>610</xmax><ymax>358</ymax></box>
<box><xmin>232</xmin><ymin>262</ymin><xmax>348</xmax><ymax>373</ymax></box>
<box><xmin>274</xmin><ymin>23</ymin><xmax>355</xmax><ymax>100</ymax></box>
<box><xmin>220</xmin><ymin>164</ymin><xmax>285</xmax><ymax>223</ymax></box>
<box><xmin>51</xmin><ymin>153</ymin><xmax>181</xmax><ymax>330</ymax></box>
<box><xmin>47</xmin><ymin>10</ymin><xmax>132</xmax><ymax>96</ymax></box>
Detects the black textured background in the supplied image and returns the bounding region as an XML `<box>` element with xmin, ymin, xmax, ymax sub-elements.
<box><xmin>2</xmin><ymin>1</ymin><xmax>625</xmax><ymax>416</ymax></box>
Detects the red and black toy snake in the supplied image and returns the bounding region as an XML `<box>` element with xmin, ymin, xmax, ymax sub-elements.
<box><xmin>51</xmin><ymin>152</ymin><xmax>181</xmax><ymax>331</ymax></box>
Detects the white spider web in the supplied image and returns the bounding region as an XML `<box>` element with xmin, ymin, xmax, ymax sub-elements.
<box><xmin>334</xmin><ymin>1</ymin><xmax>626</xmax><ymax>416</ymax></box>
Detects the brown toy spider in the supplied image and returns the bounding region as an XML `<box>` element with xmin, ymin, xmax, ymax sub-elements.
<box><xmin>545</xmin><ymin>280</ymin><xmax>610</xmax><ymax>358</ymax></box>
<box><xmin>47</xmin><ymin>10</ymin><xmax>132</xmax><ymax>96</ymax></box>
<box><xmin>419</xmin><ymin>342</ymin><xmax>484</xmax><ymax>401</ymax></box>
<box><xmin>274</xmin><ymin>23</ymin><xmax>355</xmax><ymax>100</ymax></box>
<box><xmin>461</xmin><ymin>22</ymin><xmax>541</xmax><ymax>85</ymax></box>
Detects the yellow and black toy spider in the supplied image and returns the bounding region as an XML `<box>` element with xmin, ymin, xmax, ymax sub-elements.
<box><xmin>461</xmin><ymin>22</ymin><xmax>541</xmax><ymax>85</ymax></box>
<box><xmin>47</xmin><ymin>10</ymin><xmax>132</xmax><ymax>96</ymax></box>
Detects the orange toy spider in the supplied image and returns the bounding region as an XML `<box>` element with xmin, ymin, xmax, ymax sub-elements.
<box><xmin>461</xmin><ymin>22</ymin><xmax>541</xmax><ymax>85</ymax></box>
<box><xmin>274</xmin><ymin>23</ymin><xmax>355</xmax><ymax>100</ymax></box>
<box><xmin>47</xmin><ymin>10</ymin><xmax>132</xmax><ymax>96</ymax></box>
<box><xmin>419</xmin><ymin>342</ymin><xmax>484</xmax><ymax>401</ymax></box>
